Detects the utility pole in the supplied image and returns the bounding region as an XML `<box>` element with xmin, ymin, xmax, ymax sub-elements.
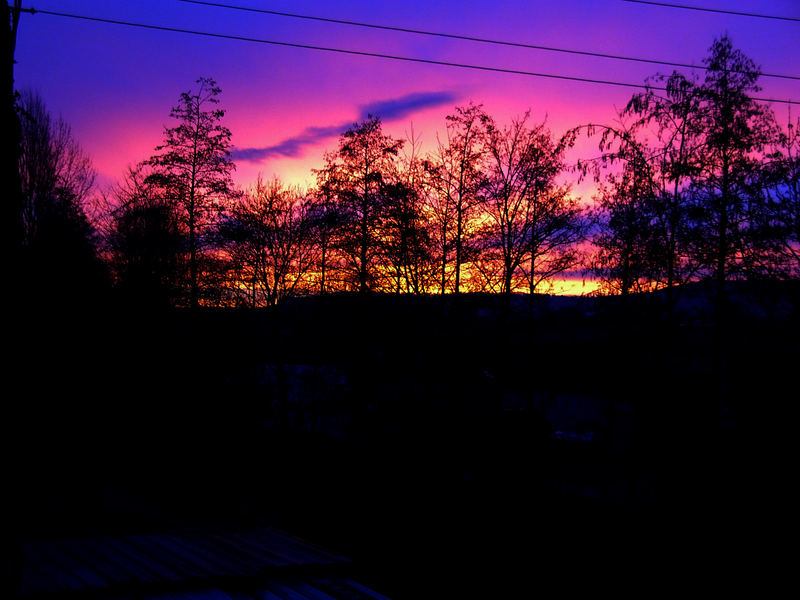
<box><xmin>2</xmin><ymin>4</ymin><xmax>24</xmax><ymax>597</ymax></box>
<box><xmin>4</xmin><ymin>1</ymin><xmax>23</xmax><ymax>255</ymax></box>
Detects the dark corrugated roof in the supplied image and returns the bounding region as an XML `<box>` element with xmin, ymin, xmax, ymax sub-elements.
<box><xmin>109</xmin><ymin>578</ymin><xmax>391</xmax><ymax>600</ymax></box>
<box><xmin>19</xmin><ymin>527</ymin><xmax>355</xmax><ymax>598</ymax></box>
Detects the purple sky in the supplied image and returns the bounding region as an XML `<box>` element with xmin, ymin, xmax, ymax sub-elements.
<box><xmin>13</xmin><ymin>0</ymin><xmax>800</xmax><ymax>192</ymax></box>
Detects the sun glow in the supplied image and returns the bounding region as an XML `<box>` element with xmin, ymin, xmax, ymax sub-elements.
<box><xmin>547</xmin><ymin>277</ymin><xmax>600</xmax><ymax>296</ymax></box>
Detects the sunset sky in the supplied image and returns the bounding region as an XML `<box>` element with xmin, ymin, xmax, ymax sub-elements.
<box><xmin>14</xmin><ymin>0</ymin><xmax>800</xmax><ymax>197</ymax></box>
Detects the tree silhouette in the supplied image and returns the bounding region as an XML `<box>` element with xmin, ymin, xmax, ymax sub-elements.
<box><xmin>381</xmin><ymin>130</ymin><xmax>434</xmax><ymax>294</ymax></box>
<box><xmin>381</xmin><ymin>180</ymin><xmax>432</xmax><ymax>294</ymax></box>
<box><xmin>421</xmin><ymin>155</ymin><xmax>456</xmax><ymax>294</ymax></box>
<box><xmin>218</xmin><ymin>176</ymin><xmax>314</xmax><ymax>307</ymax></box>
<box><xmin>623</xmin><ymin>72</ymin><xmax>706</xmax><ymax>311</ymax></box>
<box><xmin>104</xmin><ymin>164</ymin><xmax>184</xmax><ymax>307</ymax></box>
<box><xmin>16</xmin><ymin>89</ymin><xmax>104</xmax><ymax>304</ymax></box>
<box><xmin>763</xmin><ymin>116</ymin><xmax>800</xmax><ymax>277</ymax></box>
<box><xmin>309</xmin><ymin>158</ymin><xmax>344</xmax><ymax>294</ymax></box>
<box><xmin>147</xmin><ymin>77</ymin><xmax>235</xmax><ymax>309</ymax></box>
<box><xmin>590</xmin><ymin>153</ymin><xmax>658</xmax><ymax>295</ymax></box>
<box><xmin>571</xmin><ymin>121</ymin><xmax>660</xmax><ymax>296</ymax></box>
<box><xmin>427</xmin><ymin>103</ymin><xmax>490</xmax><ymax>293</ymax></box>
<box><xmin>691</xmin><ymin>36</ymin><xmax>779</xmax><ymax>319</ymax></box>
<box><xmin>480</xmin><ymin>112</ymin><xmax>582</xmax><ymax>296</ymax></box>
<box><xmin>326</xmin><ymin>115</ymin><xmax>403</xmax><ymax>293</ymax></box>
<box><xmin>18</xmin><ymin>89</ymin><xmax>95</xmax><ymax>248</ymax></box>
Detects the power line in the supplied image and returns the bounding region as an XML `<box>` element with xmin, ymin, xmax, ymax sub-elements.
<box><xmin>622</xmin><ymin>0</ymin><xmax>800</xmax><ymax>22</ymax></box>
<box><xmin>18</xmin><ymin>6</ymin><xmax>800</xmax><ymax>105</ymax></box>
<box><xmin>176</xmin><ymin>0</ymin><xmax>800</xmax><ymax>81</ymax></box>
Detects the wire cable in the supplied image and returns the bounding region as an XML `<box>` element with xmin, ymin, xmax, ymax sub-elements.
<box><xmin>622</xmin><ymin>0</ymin><xmax>800</xmax><ymax>22</ymax></box>
<box><xmin>18</xmin><ymin>6</ymin><xmax>800</xmax><ymax>105</ymax></box>
<box><xmin>176</xmin><ymin>0</ymin><xmax>800</xmax><ymax>81</ymax></box>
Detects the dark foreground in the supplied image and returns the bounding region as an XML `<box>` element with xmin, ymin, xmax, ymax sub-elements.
<box><xmin>5</xmin><ymin>284</ymin><xmax>798</xmax><ymax>597</ymax></box>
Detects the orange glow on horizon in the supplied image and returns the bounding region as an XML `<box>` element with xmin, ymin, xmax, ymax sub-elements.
<box><xmin>546</xmin><ymin>277</ymin><xmax>600</xmax><ymax>296</ymax></box>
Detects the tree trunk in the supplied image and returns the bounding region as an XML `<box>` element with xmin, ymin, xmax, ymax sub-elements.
<box><xmin>359</xmin><ymin>210</ymin><xmax>368</xmax><ymax>293</ymax></box>
<box><xmin>319</xmin><ymin>237</ymin><xmax>327</xmax><ymax>294</ymax></box>
<box><xmin>440</xmin><ymin>232</ymin><xmax>447</xmax><ymax>294</ymax></box>
<box><xmin>716</xmin><ymin>151</ymin><xmax>729</xmax><ymax>329</ymax></box>
<box><xmin>189</xmin><ymin>204</ymin><xmax>197</xmax><ymax>309</ymax></box>
<box><xmin>455</xmin><ymin>206</ymin><xmax>463</xmax><ymax>294</ymax></box>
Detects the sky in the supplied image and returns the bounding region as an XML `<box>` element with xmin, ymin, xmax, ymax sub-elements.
<box><xmin>14</xmin><ymin>0</ymin><xmax>799</xmax><ymax>193</ymax></box>
<box><xmin>13</xmin><ymin>0</ymin><xmax>798</xmax><ymax>295</ymax></box>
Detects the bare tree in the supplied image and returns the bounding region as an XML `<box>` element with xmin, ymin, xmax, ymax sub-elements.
<box><xmin>147</xmin><ymin>77</ymin><xmax>235</xmax><ymax>309</ymax></box>
<box><xmin>380</xmin><ymin>180</ymin><xmax>432</xmax><ymax>294</ymax></box>
<box><xmin>623</xmin><ymin>72</ymin><xmax>706</xmax><ymax>310</ymax></box>
<box><xmin>690</xmin><ymin>36</ymin><xmax>779</xmax><ymax>319</ymax></box>
<box><xmin>381</xmin><ymin>127</ymin><xmax>434</xmax><ymax>294</ymax></box>
<box><xmin>422</xmin><ymin>155</ymin><xmax>455</xmax><ymax>294</ymax></box>
<box><xmin>308</xmin><ymin>158</ymin><xmax>344</xmax><ymax>294</ymax></box>
<box><xmin>762</xmin><ymin>115</ymin><xmax>800</xmax><ymax>277</ymax></box>
<box><xmin>480</xmin><ymin>112</ymin><xmax>582</xmax><ymax>297</ymax></box>
<box><xmin>104</xmin><ymin>164</ymin><xmax>184</xmax><ymax>306</ymax></box>
<box><xmin>218</xmin><ymin>176</ymin><xmax>315</xmax><ymax>307</ymax></box>
<box><xmin>326</xmin><ymin>115</ymin><xmax>403</xmax><ymax>293</ymax></box>
<box><xmin>569</xmin><ymin>119</ymin><xmax>660</xmax><ymax>296</ymax></box>
<box><xmin>426</xmin><ymin>102</ymin><xmax>490</xmax><ymax>293</ymax></box>
<box><xmin>16</xmin><ymin>89</ymin><xmax>104</xmax><ymax>305</ymax></box>
<box><xmin>18</xmin><ymin>89</ymin><xmax>95</xmax><ymax>247</ymax></box>
<box><xmin>590</xmin><ymin>155</ymin><xmax>659</xmax><ymax>296</ymax></box>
